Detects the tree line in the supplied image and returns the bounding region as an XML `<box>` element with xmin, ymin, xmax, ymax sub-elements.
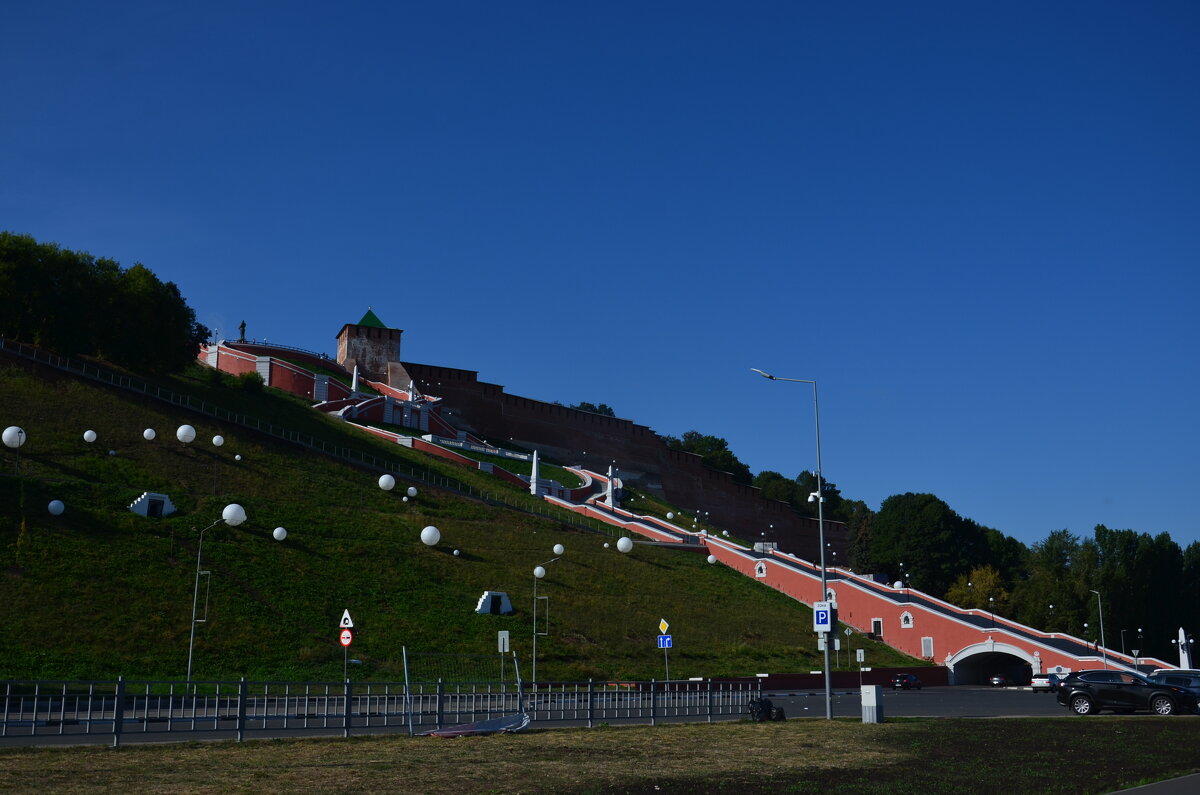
<box><xmin>661</xmin><ymin>429</ymin><xmax>1198</xmax><ymax>661</ymax></box>
<box><xmin>0</xmin><ymin>232</ymin><xmax>209</xmax><ymax>374</ymax></box>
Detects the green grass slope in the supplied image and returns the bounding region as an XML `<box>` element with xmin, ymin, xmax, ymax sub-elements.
<box><xmin>0</xmin><ymin>353</ymin><xmax>919</xmax><ymax>682</ymax></box>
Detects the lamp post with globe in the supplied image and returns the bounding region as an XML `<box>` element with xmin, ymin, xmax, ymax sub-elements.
<box><xmin>531</xmin><ymin>544</ymin><xmax>565</xmax><ymax>686</ymax></box>
<box><xmin>186</xmin><ymin>504</ymin><xmax>286</xmax><ymax>683</ymax></box>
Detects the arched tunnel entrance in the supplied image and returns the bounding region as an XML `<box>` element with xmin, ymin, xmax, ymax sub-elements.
<box><xmin>948</xmin><ymin>643</ymin><xmax>1036</xmax><ymax>685</ymax></box>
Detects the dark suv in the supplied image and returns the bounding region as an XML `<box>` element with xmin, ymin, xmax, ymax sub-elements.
<box><xmin>1056</xmin><ymin>670</ymin><xmax>1198</xmax><ymax>716</ymax></box>
<box><xmin>892</xmin><ymin>673</ymin><xmax>922</xmax><ymax>690</ymax></box>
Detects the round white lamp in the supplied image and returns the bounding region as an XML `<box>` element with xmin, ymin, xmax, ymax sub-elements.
<box><xmin>83</xmin><ymin>430</ymin><xmax>97</xmax><ymax>443</ymax></box>
<box><xmin>2</xmin><ymin>426</ymin><xmax>26</xmax><ymax>449</ymax></box>
<box><xmin>222</xmin><ymin>503</ymin><xmax>247</xmax><ymax>526</ymax></box>
<box><xmin>420</xmin><ymin>526</ymin><xmax>441</xmax><ymax>546</ymax></box>
<box><xmin>553</xmin><ymin>543</ymin><xmax>565</xmax><ymax>555</ymax></box>
<box><xmin>616</xmin><ymin>537</ymin><xmax>633</xmax><ymax>553</ymax></box>
<box><xmin>666</xmin><ymin>512</ymin><xmax>674</xmax><ymax>519</ymax></box>
<box><xmin>48</xmin><ymin>500</ymin><xmax>65</xmax><ymax>516</ymax></box>
<box><xmin>176</xmin><ymin>425</ymin><xmax>196</xmax><ymax>444</ymax></box>
<box><xmin>707</xmin><ymin>555</ymin><xmax>717</xmax><ymax>564</ymax></box>
<box><xmin>406</xmin><ymin>486</ymin><xmax>418</xmax><ymax>498</ymax></box>
<box><xmin>379</xmin><ymin>474</ymin><xmax>396</xmax><ymax>491</ymax></box>
<box><xmin>212</xmin><ymin>435</ymin><xmax>225</xmax><ymax>447</ymax></box>
<box><xmin>143</xmin><ymin>428</ymin><xmax>156</xmax><ymax>441</ymax></box>
<box><xmin>533</xmin><ymin>565</ymin><xmax>547</xmax><ymax>579</ymax></box>
<box><xmin>272</xmin><ymin>527</ymin><xmax>288</xmax><ymax>541</ymax></box>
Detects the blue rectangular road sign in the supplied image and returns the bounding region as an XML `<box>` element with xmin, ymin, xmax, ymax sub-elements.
<box><xmin>813</xmin><ymin>600</ymin><xmax>833</xmax><ymax>632</ymax></box>
<box><xmin>657</xmin><ymin>634</ymin><xmax>673</xmax><ymax>649</ymax></box>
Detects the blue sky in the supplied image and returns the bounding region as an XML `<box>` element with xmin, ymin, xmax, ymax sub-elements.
<box><xmin>4</xmin><ymin>2</ymin><xmax>1197</xmax><ymax>549</ymax></box>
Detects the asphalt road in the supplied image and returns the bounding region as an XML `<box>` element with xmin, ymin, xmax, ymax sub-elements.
<box><xmin>766</xmin><ymin>684</ymin><xmax>1200</xmax><ymax>719</ymax></box>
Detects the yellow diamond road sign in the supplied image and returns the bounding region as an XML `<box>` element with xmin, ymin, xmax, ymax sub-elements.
<box><xmin>659</xmin><ymin>618</ymin><xmax>669</xmax><ymax>633</ymax></box>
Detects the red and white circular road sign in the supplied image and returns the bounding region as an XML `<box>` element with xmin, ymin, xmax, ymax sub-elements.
<box><xmin>340</xmin><ymin>629</ymin><xmax>353</xmax><ymax>647</ymax></box>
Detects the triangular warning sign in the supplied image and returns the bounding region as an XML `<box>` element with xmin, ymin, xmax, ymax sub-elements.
<box><xmin>340</xmin><ymin>609</ymin><xmax>354</xmax><ymax>628</ymax></box>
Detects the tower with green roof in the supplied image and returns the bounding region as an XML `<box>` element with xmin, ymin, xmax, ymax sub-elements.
<box><xmin>336</xmin><ymin>308</ymin><xmax>404</xmax><ymax>383</ymax></box>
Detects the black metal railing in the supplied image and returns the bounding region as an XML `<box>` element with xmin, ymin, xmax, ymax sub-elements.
<box><xmin>0</xmin><ymin>677</ymin><xmax>760</xmax><ymax>747</ymax></box>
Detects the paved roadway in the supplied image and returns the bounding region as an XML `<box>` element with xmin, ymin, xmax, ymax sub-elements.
<box><xmin>768</xmin><ymin>684</ymin><xmax>1072</xmax><ymax>719</ymax></box>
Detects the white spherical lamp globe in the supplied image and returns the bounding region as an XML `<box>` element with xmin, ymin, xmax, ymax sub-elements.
<box><xmin>553</xmin><ymin>543</ymin><xmax>565</xmax><ymax>555</ymax></box>
<box><xmin>235</xmin><ymin>454</ymin><xmax>242</xmax><ymax>461</ymax></box>
<box><xmin>616</xmin><ymin>536</ymin><xmax>633</xmax><ymax>553</ymax></box>
<box><xmin>2</xmin><ymin>426</ymin><xmax>26</xmax><ymax>449</ymax></box>
<box><xmin>378</xmin><ymin>474</ymin><xmax>396</xmax><ymax>491</ymax></box>
<box><xmin>212</xmin><ymin>435</ymin><xmax>225</xmax><ymax>447</ymax></box>
<box><xmin>48</xmin><ymin>500</ymin><xmax>65</xmax><ymax>516</ymax></box>
<box><xmin>143</xmin><ymin>428</ymin><xmax>156</xmax><ymax>441</ymax></box>
<box><xmin>83</xmin><ymin>430</ymin><xmax>97</xmax><ymax>443</ymax></box>
<box><xmin>406</xmin><ymin>486</ymin><xmax>418</xmax><ymax>498</ymax></box>
<box><xmin>420</xmin><ymin>526</ymin><xmax>441</xmax><ymax>546</ymax></box>
<box><xmin>453</xmin><ymin>549</ymin><xmax>460</xmax><ymax>557</ymax></box>
<box><xmin>176</xmin><ymin>425</ymin><xmax>196</xmax><ymax>444</ymax></box>
<box><xmin>533</xmin><ymin>565</ymin><xmax>547</xmax><ymax>579</ymax></box>
<box><xmin>603</xmin><ymin>542</ymin><xmax>610</xmax><ymax>549</ymax></box>
<box><xmin>893</xmin><ymin>581</ymin><xmax>903</xmax><ymax>589</ymax></box>
<box><xmin>272</xmin><ymin>526</ymin><xmax>288</xmax><ymax>541</ymax></box>
<box><xmin>707</xmin><ymin>555</ymin><xmax>717</xmax><ymax>565</ymax></box>
<box><xmin>222</xmin><ymin>503</ymin><xmax>247</xmax><ymax>527</ymax></box>
<box><xmin>666</xmin><ymin>512</ymin><xmax>674</xmax><ymax>519</ymax></box>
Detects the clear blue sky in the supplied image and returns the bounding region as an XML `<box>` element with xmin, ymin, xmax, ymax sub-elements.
<box><xmin>4</xmin><ymin>2</ymin><xmax>1197</xmax><ymax>549</ymax></box>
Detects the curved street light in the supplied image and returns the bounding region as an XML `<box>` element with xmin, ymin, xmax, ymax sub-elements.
<box><xmin>751</xmin><ymin>368</ymin><xmax>832</xmax><ymax>720</ymax></box>
<box><xmin>187</xmin><ymin>504</ymin><xmax>281</xmax><ymax>683</ymax></box>
<box><xmin>532</xmin><ymin>552</ymin><xmax>562</xmax><ymax>685</ymax></box>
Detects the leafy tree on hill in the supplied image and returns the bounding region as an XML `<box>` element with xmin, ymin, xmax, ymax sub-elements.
<box><xmin>870</xmin><ymin>492</ymin><xmax>988</xmax><ymax>597</ymax></box>
<box><xmin>570</xmin><ymin>402</ymin><xmax>617</xmax><ymax>417</ymax></box>
<box><xmin>0</xmin><ymin>232</ymin><xmax>209</xmax><ymax>373</ymax></box>
<box><xmin>661</xmin><ymin>430</ymin><xmax>753</xmax><ymax>485</ymax></box>
<box><xmin>945</xmin><ymin>565</ymin><xmax>1010</xmax><ymax>613</ymax></box>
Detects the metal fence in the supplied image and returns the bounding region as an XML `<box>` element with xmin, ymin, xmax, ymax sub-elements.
<box><xmin>1</xmin><ymin>678</ymin><xmax>761</xmax><ymax>747</ymax></box>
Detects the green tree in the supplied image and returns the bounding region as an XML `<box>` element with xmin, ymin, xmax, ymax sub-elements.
<box><xmin>569</xmin><ymin>402</ymin><xmax>617</xmax><ymax>417</ymax></box>
<box><xmin>0</xmin><ymin>232</ymin><xmax>208</xmax><ymax>374</ymax></box>
<box><xmin>661</xmin><ymin>431</ymin><xmax>753</xmax><ymax>485</ymax></box>
<box><xmin>945</xmin><ymin>565</ymin><xmax>1009</xmax><ymax>613</ymax></box>
<box><xmin>870</xmin><ymin>492</ymin><xmax>986</xmax><ymax>598</ymax></box>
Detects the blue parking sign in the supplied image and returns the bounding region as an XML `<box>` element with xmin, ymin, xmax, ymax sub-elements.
<box><xmin>813</xmin><ymin>601</ymin><xmax>833</xmax><ymax>632</ymax></box>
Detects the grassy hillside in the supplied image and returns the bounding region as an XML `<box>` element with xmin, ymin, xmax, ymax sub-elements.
<box><xmin>0</xmin><ymin>352</ymin><xmax>920</xmax><ymax>682</ymax></box>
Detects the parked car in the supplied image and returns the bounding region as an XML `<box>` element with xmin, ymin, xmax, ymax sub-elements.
<box><xmin>1031</xmin><ymin>673</ymin><xmax>1061</xmax><ymax>693</ymax></box>
<box><xmin>1148</xmin><ymin>671</ymin><xmax>1200</xmax><ymax>690</ymax></box>
<box><xmin>989</xmin><ymin>674</ymin><xmax>1007</xmax><ymax>687</ymax></box>
<box><xmin>892</xmin><ymin>673</ymin><xmax>923</xmax><ymax>690</ymax></box>
<box><xmin>1056</xmin><ymin>670</ymin><xmax>1199</xmax><ymax>715</ymax></box>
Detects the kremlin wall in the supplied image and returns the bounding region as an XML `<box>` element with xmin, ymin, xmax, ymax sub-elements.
<box><xmin>199</xmin><ymin>310</ymin><xmax>849</xmax><ymax>558</ymax></box>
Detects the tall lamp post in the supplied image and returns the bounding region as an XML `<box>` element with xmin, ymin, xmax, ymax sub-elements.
<box><xmin>531</xmin><ymin>554</ymin><xmax>561</xmax><ymax>685</ymax></box>
<box><xmin>1090</xmin><ymin>589</ymin><xmax>1107</xmax><ymax>669</ymax></box>
<box><xmin>187</xmin><ymin>503</ymin><xmax>249</xmax><ymax>683</ymax></box>
<box><xmin>751</xmin><ymin>368</ymin><xmax>832</xmax><ymax>720</ymax></box>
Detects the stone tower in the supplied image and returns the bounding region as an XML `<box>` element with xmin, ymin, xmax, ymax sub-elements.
<box><xmin>336</xmin><ymin>308</ymin><xmax>404</xmax><ymax>384</ymax></box>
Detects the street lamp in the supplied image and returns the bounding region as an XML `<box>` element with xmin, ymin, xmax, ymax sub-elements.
<box><xmin>187</xmin><ymin>503</ymin><xmax>248</xmax><ymax>683</ymax></box>
<box><xmin>1090</xmin><ymin>589</ymin><xmax>1107</xmax><ymax>669</ymax></box>
<box><xmin>751</xmin><ymin>368</ymin><xmax>832</xmax><ymax>720</ymax></box>
<box><xmin>532</xmin><ymin>551</ymin><xmax>562</xmax><ymax>685</ymax></box>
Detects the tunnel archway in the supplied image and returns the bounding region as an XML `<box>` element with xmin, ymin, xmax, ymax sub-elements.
<box><xmin>946</xmin><ymin>642</ymin><xmax>1038</xmax><ymax>685</ymax></box>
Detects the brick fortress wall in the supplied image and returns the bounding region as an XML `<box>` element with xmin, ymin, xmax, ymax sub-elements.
<box><xmin>396</xmin><ymin>360</ymin><xmax>848</xmax><ymax>558</ymax></box>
